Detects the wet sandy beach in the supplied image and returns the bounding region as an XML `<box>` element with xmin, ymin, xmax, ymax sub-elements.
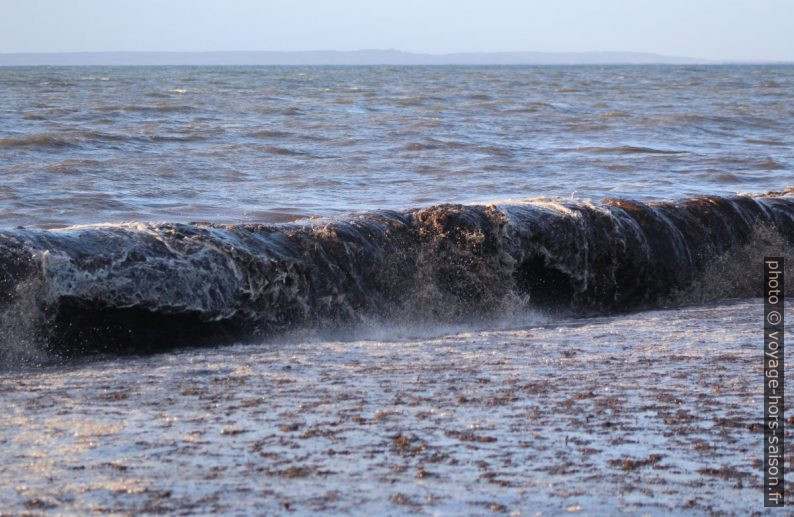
<box><xmin>0</xmin><ymin>299</ymin><xmax>788</xmax><ymax>515</ymax></box>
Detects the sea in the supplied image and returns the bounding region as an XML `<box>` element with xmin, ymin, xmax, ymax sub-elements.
<box><xmin>0</xmin><ymin>65</ymin><xmax>792</xmax><ymax>514</ymax></box>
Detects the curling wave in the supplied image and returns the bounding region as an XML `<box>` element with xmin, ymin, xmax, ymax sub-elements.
<box><xmin>1</xmin><ymin>188</ymin><xmax>793</xmax><ymax>359</ymax></box>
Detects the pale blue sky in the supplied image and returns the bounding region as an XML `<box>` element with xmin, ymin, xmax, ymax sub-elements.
<box><xmin>1</xmin><ymin>0</ymin><xmax>792</xmax><ymax>61</ymax></box>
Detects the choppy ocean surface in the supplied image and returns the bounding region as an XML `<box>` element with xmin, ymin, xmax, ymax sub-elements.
<box><xmin>1</xmin><ymin>65</ymin><xmax>792</xmax><ymax>228</ymax></box>
<box><xmin>1</xmin><ymin>65</ymin><xmax>793</xmax><ymax>514</ymax></box>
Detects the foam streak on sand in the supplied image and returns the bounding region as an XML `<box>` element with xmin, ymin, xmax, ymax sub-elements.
<box><xmin>0</xmin><ymin>189</ymin><xmax>792</xmax><ymax>359</ymax></box>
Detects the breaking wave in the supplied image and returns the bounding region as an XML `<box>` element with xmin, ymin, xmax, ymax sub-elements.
<box><xmin>1</xmin><ymin>188</ymin><xmax>792</xmax><ymax>361</ymax></box>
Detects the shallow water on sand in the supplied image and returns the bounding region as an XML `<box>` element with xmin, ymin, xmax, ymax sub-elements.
<box><xmin>0</xmin><ymin>65</ymin><xmax>792</xmax><ymax>228</ymax></box>
<box><xmin>0</xmin><ymin>300</ymin><xmax>789</xmax><ymax>514</ymax></box>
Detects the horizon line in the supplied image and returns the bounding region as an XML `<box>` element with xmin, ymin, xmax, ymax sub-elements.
<box><xmin>0</xmin><ymin>49</ymin><xmax>791</xmax><ymax>66</ymax></box>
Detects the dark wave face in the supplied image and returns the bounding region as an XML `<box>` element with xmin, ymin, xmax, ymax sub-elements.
<box><xmin>1</xmin><ymin>189</ymin><xmax>792</xmax><ymax>361</ymax></box>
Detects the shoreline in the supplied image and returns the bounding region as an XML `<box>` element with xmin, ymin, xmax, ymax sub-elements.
<box><xmin>0</xmin><ymin>299</ymin><xmax>782</xmax><ymax>514</ymax></box>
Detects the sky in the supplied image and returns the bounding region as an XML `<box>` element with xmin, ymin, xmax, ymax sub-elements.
<box><xmin>1</xmin><ymin>0</ymin><xmax>792</xmax><ymax>61</ymax></box>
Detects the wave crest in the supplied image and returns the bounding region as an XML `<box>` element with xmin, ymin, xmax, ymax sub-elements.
<box><xmin>1</xmin><ymin>188</ymin><xmax>792</xmax><ymax>360</ymax></box>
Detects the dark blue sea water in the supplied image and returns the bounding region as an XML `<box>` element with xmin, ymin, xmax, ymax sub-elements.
<box><xmin>1</xmin><ymin>65</ymin><xmax>792</xmax><ymax>228</ymax></box>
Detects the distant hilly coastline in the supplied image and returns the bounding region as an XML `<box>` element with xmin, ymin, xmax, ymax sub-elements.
<box><xmin>0</xmin><ymin>49</ymin><xmax>719</xmax><ymax>66</ymax></box>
